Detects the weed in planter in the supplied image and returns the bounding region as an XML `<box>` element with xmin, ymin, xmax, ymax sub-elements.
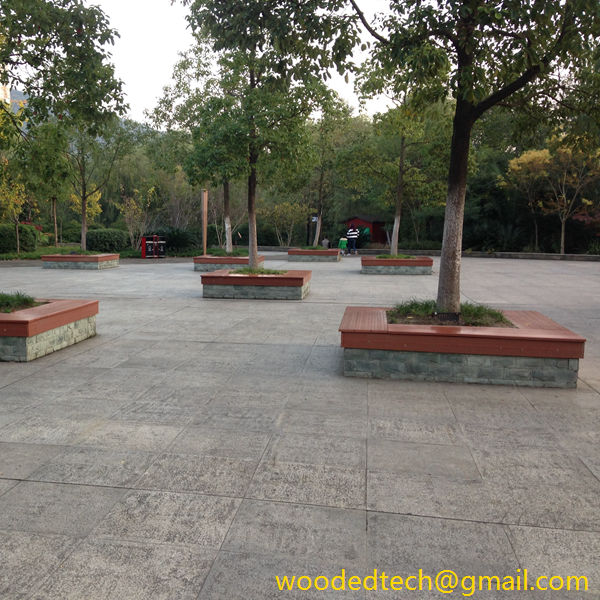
<box><xmin>0</xmin><ymin>291</ymin><xmax>40</xmax><ymax>313</ymax></box>
<box><xmin>387</xmin><ymin>299</ymin><xmax>513</xmax><ymax>327</ymax></box>
<box><xmin>231</xmin><ymin>267</ymin><xmax>286</xmax><ymax>275</ymax></box>
<box><xmin>375</xmin><ymin>254</ymin><xmax>416</xmax><ymax>259</ymax></box>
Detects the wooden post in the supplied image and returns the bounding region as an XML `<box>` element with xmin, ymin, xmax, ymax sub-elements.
<box><xmin>202</xmin><ymin>189</ymin><xmax>208</xmax><ymax>255</ymax></box>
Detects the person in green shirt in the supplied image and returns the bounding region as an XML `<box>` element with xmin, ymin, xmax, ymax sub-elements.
<box><xmin>338</xmin><ymin>236</ymin><xmax>348</xmax><ymax>255</ymax></box>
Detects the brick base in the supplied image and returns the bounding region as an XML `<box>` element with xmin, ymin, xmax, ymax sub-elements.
<box><xmin>203</xmin><ymin>282</ymin><xmax>310</xmax><ymax>300</ymax></box>
<box><xmin>361</xmin><ymin>265</ymin><xmax>432</xmax><ymax>275</ymax></box>
<box><xmin>194</xmin><ymin>261</ymin><xmax>263</xmax><ymax>272</ymax></box>
<box><xmin>43</xmin><ymin>260</ymin><xmax>119</xmax><ymax>270</ymax></box>
<box><xmin>288</xmin><ymin>254</ymin><xmax>341</xmax><ymax>262</ymax></box>
<box><xmin>343</xmin><ymin>348</ymin><xmax>578</xmax><ymax>388</ymax></box>
<box><xmin>0</xmin><ymin>316</ymin><xmax>96</xmax><ymax>362</ymax></box>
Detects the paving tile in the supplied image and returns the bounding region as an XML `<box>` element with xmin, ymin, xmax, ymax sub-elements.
<box><xmin>76</xmin><ymin>421</ymin><xmax>184</xmax><ymax>452</ymax></box>
<box><xmin>193</xmin><ymin>408</ymin><xmax>284</xmax><ymax>433</ymax></box>
<box><xmin>263</xmin><ymin>433</ymin><xmax>366</xmax><ymax>468</ymax></box>
<box><xmin>110</xmin><ymin>400</ymin><xmax>197</xmax><ymax>425</ymax></box>
<box><xmin>208</xmin><ymin>391</ymin><xmax>288</xmax><ymax>412</ymax></box>
<box><xmin>0</xmin><ymin>481</ymin><xmax>124</xmax><ymax>536</ymax></box>
<box><xmin>0</xmin><ymin>531</ymin><xmax>79</xmax><ymax>600</ymax></box>
<box><xmin>368</xmin><ymin>439</ymin><xmax>481</xmax><ymax>480</ymax></box>
<box><xmin>0</xmin><ymin>478</ymin><xmax>19</xmax><ymax>496</ymax></box>
<box><xmin>485</xmin><ymin>479</ymin><xmax>600</xmax><ymax>530</ymax></box>
<box><xmin>369</xmin><ymin>418</ymin><xmax>461</xmax><ymax>444</ymax></box>
<box><xmin>367</xmin><ymin>472</ymin><xmax>503</xmax><ymax>522</ymax></box>
<box><xmin>136</xmin><ymin>453</ymin><xmax>257</xmax><ymax>496</ymax></box>
<box><xmin>223</xmin><ymin>500</ymin><xmax>366</xmax><ymax>569</ymax></box>
<box><xmin>367</xmin><ymin>512</ymin><xmax>518</xmax><ymax>576</ymax></box>
<box><xmin>248</xmin><ymin>461</ymin><xmax>366</xmax><ymax>509</ymax></box>
<box><xmin>472</xmin><ymin>447</ymin><xmax>597</xmax><ymax>486</ymax></box>
<box><xmin>459</xmin><ymin>423</ymin><xmax>562</xmax><ymax>450</ymax></box>
<box><xmin>199</xmin><ymin>551</ymin><xmax>366</xmax><ymax>599</ymax></box>
<box><xmin>507</xmin><ymin>526</ymin><xmax>600</xmax><ymax>593</ymax></box>
<box><xmin>32</xmin><ymin>538</ymin><xmax>214</xmax><ymax>600</ymax></box>
<box><xmin>30</xmin><ymin>397</ymin><xmax>127</xmax><ymax>419</ymax></box>
<box><xmin>170</xmin><ymin>426</ymin><xmax>270</xmax><ymax>461</ymax></box>
<box><xmin>0</xmin><ymin>442</ymin><xmax>64</xmax><ymax>479</ymax></box>
<box><xmin>0</xmin><ymin>416</ymin><xmax>101</xmax><ymax>445</ymax></box>
<box><xmin>93</xmin><ymin>490</ymin><xmax>241</xmax><ymax>547</ymax></box>
<box><xmin>29</xmin><ymin>447</ymin><xmax>157</xmax><ymax>487</ymax></box>
<box><xmin>280</xmin><ymin>410</ymin><xmax>367</xmax><ymax>437</ymax></box>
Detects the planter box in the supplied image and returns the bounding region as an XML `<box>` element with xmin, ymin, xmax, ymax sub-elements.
<box><xmin>42</xmin><ymin>254</ymin><xmax>119</xmax><ymax>270</ymax></box>
<box><xmin>339</xmin><ymin>307</ymin><xmax>585</xmax><ymax>388</ymax></box>
<box><xmin>201</xmin><ymin>269</ymin><xmax>311</xmax><ymax>300</ymax></box>
<box><xmin>193</xmin><ymin>255</ymin><xmax>264</xmax><ymax>272</ymax></box>
<box><xmin>0</xmin><ymin>299</ymin><xmax>98</xmax><ymax>362</ymax></box>
<box><xmin>361</xmin><ymin>256</ymin><xmax>433</xmax><ymax>274</ymax></box>
<box><xmin>288</xmin><ymin>248</ymin><xmax>341</xmax><ymax>262</ymax></box>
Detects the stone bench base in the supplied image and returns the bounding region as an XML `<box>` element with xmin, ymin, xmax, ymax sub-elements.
<box><xmin>42</xmin><ymin>254</ymin><xmax>119</xmax><ymax>270</ymax></box>
<box><xmin>0</xmin><ymin>316</ymin><xmax>96</xmax><ymax>362</ymax></box>
<box><xmin>43</xmin><ymin>259</ymin><xmax>119</xmax><ymax>270</ymax></box>
<box><xmin>339</xmin><ymin>307</ymin><xmax>585</xmax><ymax>388</ymax></box>
<box><xmin>343</xmin><ymin>348</ymin><xmax>579</xmax><ymax>388</ymax></box>
<box><xmin>361</xmin><ymin>265</ymin><xmax>432</xmax><ymax>274</ymax></box>
<box><xmin>203</xmin><ymin>282</ymin><xmax>310</xmax><ymax>300</ymax></box>
<box><xmin>193</xmin><ymin>256</ymin><xmax>264</xmax><ymax>271</ymax></box>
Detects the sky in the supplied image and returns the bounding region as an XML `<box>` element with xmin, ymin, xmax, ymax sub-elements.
<box><xmin>91</xmin><ymin>0</ymin><xmax>393</xmax><ymax>123</ymax></box>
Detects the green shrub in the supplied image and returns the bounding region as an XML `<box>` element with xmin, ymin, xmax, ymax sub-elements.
<box><xmin>588</xmin><ymin>238</ymin><xmax>600</xmax><ymax>255</ymax></box>
<box><xmin>61</xmin><ymin>221</ymin><xmax>82</xmax><ymax>243</ymax></box>
<box><xmin>0</xmin><ymin>224</ymin><xmax>38</xmax><ymax>253</ymax></box>
<box><xmin>86</xmin><ymin>229</ymin><xmax>129</xmax><ymax>252</ymax></box>
<box><xmin>148</xmin><ymin>227</ymin><xmax>199</xmax><ymax>251</ymax></box>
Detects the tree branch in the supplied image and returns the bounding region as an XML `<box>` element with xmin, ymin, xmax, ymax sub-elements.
<box><xmin>347</xmin><ymin>0</ymin><xmax>389</xmax><ymax>45</ymax></box>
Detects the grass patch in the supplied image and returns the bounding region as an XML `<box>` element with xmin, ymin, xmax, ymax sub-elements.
<box><xmin>206</xmin><ymin>247</ymin><xmax>249</xmax><ymax>257</ymax></box>
<box><xmin>301</xmin><ymin>246</ymin><xmax>322</xmax><ymax>250</ymax></box>
<box><xmin>0</xmin><ymin>246</ymin><xmax>98</xmax><ymax>260</ymax></box>
<box><xmin>375</xmin><ymin>253</ymin><xmax>416</xmax><ymax>259</ymax></box>
<box><xmin>0</xmin><ymin>291</ymin><xmax>40</xmax><ymax>313</ymax></box>
<box><xmin>231</xmin><ymin>267</ymin><xmax>286</xmax><ymax>275</ymax></box>
<box><xmin>119</xmin><ymin>248</ymin><xmax>142</xmax><ymax>258</ymax></box>
<box><xmin>387</xmin><ymin>299</ymin><xmax>513</xmax><ymax>327</ymax></box>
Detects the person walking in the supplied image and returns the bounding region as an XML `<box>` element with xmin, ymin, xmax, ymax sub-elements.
<box><xmin>346</xmin><ymin>223</ymin><xmax>359</xmax><ymax>255</ymax></box>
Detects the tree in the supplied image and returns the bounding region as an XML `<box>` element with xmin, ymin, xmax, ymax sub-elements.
<box><xmin>67</xmin><ymin>119</ymin><xmax>133</xmax><ymax>249</ymax></box>
<box><xmin>501</xmin><ymin>149</ymin><xmax>550</xmax><ymax>252</ymax></box>
<box><xmin>260</xmin><ymin>200</ymin><xmax>313</xmax><ymax>247</ymax></box>
<box><xmin>1</xmin><ymin>0</ymin><xmax>125</xmax><ymax>134</ymax></box>
<box><xmin>203</xmin><ymin>1</ymin><xmax>600</xmax><ymax>311</ymax></box>
<box><xmin>180</xmin><ymin>7</ymin><xmax>328</xmax><ymax>268</ymax></box>
<box><xmin>15</xmin><ymin>120</ymin><xmax>71</xmax><ymax>245</ymax></box>
<box><xmin>0</xmin><ymin>158</ymin><xmax>27</xmax><ymax>253</ymax></box>
<box><xmin>118</xmin><ymin>186</ymin><xmax>161</xmax><ymax>250</ymax></box>
<box><xmin>541</xmin><ymin>143</ymin><xmax>600</xmax><ymax>253</ymax></box>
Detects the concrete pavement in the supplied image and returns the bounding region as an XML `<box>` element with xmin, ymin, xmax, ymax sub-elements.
<box><xmin>0</xmin><ymin>254</ymin><xmax>598</xmax><ymax>598</ymax></box>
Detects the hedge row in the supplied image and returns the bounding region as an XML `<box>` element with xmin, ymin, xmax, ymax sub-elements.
<box><xmin>0</xmin><ymin>224</ymin><xmax>38</xmax><ymax>253</ymax></box>
<box><xmin>86</xmin><ymin>229</ymin><xmax>129</xmax><ymax>252</ymax></box>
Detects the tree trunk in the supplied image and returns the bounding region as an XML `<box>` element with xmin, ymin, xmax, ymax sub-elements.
<box><xmin>560</xmin><ymin>217</ymin><xmax>566</xmax><ymax>254</ymax></box>
<box><xmin>436</xmin><ymin>102</ymin><xmax>474</xmax><ymax>313</ymax></box>
<box><xmin>223</xmin><ymin>180</ymin><xmax>233</xmax><ymax>253</ymax></box>
<box><xmin>81</xmin><ymin>191</ymin><xmax>87</xmax><ymax>251</ymax></box>
<box><xmin>312</xmin><ymin>169</ymin><xmax>325</xmax><ymax>247</ymax></box>
<box><xmin>247</xmin><ymin>161</ymin><xmax>259</xmax><ymax>268</ymax></box>
<box><xmin>390</xmin><ymin>137</ymin><xmax>406</xmax><ymax>255</ymax></box>
<box><xmin>15</xmin><ymin>221</ymin><xmax>20</xmax><ymax>255</ymax></box>
<box><xmin>312</xmin><ymin>214</ymin><xmax>322</xmax><ymax>247</ymax></box>
<box><xmin>52</xmin><ymin>197</ymin><xmax>58</xmax><ymax>247</ymax></box>
<box><xmin>533</xmin><ymin>217</ymin><xmax>539</xmax><ymax>252</ymax></box>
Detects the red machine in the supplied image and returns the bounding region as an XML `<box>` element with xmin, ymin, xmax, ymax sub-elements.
<box><xmin>141</xmin><ymin>235</ymin><xmax>166</xmax><ymax>259</ymax></box>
